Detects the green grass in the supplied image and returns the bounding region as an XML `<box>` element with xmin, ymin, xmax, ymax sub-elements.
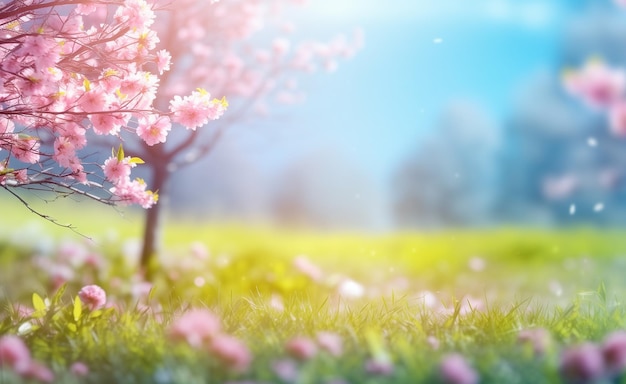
<box><xmin>2</xmin><ymin>198</ymin><xmax>626</xmax><ymax>382</ymax></box>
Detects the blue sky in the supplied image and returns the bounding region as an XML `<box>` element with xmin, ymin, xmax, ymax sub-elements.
<box><xmin>277</xmin><ymin>0</ymin><xmax>574</xmax><ymax>186</ymax></box>
<box><xmin>209</xmin><ymin>0</ymin><xmax>601</xmax><ymax>227</ymax></box>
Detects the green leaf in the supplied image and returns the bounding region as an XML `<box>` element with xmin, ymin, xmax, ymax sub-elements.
<box><xmin>598</xmin><ymin>282</ymin><xmax>607</xmax><ymax>305</ymax></box>
<box><xmin>32</xmin><ymin>293</ymin><xmax>46</xmax><ymax>312</ymax></box>
<box><xmin>116</xmin><ymin>144</ymin><xmax>124</xmax><ymax>162</ymax></box>
<box><xmin>73</xmin><ymin>296</ymin><xmax>82</xmax><ymax>322</ymax></box>
<box><xmin>129</xmin><ymin>157</ymin><xmax>144</xmax><ymax>164</ymax></box>
<box><xmin>51</xmin><ymin>283</ymin><xmax>67</xmax><ymax>307</ymax></box>
<box><xmin>67</xmin><ymin>323</ymin><xmax>77</xmax><ymax>333</ymax></box>
<box><xmin>89</xmin><ymin>309</ymin><xmax>103</xmax><ymax>319</ymax></box>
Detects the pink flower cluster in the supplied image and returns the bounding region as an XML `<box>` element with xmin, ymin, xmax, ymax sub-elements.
<box><xmin>564</xmin><ymin>59</ymin><xmax>626</xmax><ymax>136</ymax></box>
<box><xmin>284</xmin><ymin>332</ymin><xmax>344</xmax><ymax>361</ymax></box>
<box><xmin>103</xmin><ymin>155</ymin><xmax>158</xmax><ymax>208</ymax></box>
<box><xmin>168</xmin><ymin>308</ymin><xmax>251</xmax><ymax>372</ymax></box>
<box><xmin>0</xmin><ymin>335</ymin><xmax>54</xmax><ymax>383</ymax></box>
<box><xmin>559</xmin><ymin>331</ymin><xmax>626</xmax><ymax>383</ymax></box>
<box><xmin>154</xmin><ymin>0</ymin><xmax>362</xmax><ymax>112</ymax></box>
<box><xmin>169</xmin><ymin>90</ymin><xmax>227</xmax><ymax>130</ymax></box>
<box><xmin>0</xmin><ymin>0</ymin><xmax>224</xmax><ymax>207</ymax></box>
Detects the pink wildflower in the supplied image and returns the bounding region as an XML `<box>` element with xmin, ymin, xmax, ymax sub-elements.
<box><xmin>518</xmin><ymin>328</ymin><xmax>552</xmax><ymax>356</ymax></box>
<box><xmin>439</xmin><ymin>354</ymin><xmax>479</xmax><ymax>384</ymax></box>
<box><xmin>559</xmin><ymin>343</ymin><xmax>605</xmax><ymax>384</ymax></box>
<box><xmin>22</xmin><ymin>361</ymin><xmax>54</xmax><ymax>383</ymax></box>
<box><xmin>285</xmin><ymin>337</ymin><xmax>318</xmax><ymax>361</ymax></box>
<box><xmin>602</xmin><ymin>330</ymin><xmax>626</xmax><ymax>376</ymax></box>
<box><xmin>272</xmin><ymin>358</ymin><xmax>299</xmax><ymax>382</ymax></box>
<box><xmin>0</xmin><ymin>335</ymin><xmax>31</xmax><ymax>374</ymax></box>
<box><xmin>364</xmin><ymin>357</ymin><xmax>394</xmax><ymax>376</ymax></box>
<box><xmin>168</xmin><ymin>308</ymin><xmax>221</xmax><ymax>348</ymax></box>
<box><xmin>78</xmin><ymin>285</ymin><xmax>107</xmax><ymax>311</ymax></box>
<box><xmin>316</xmin><ymin>332</ymin><xmax>343</xmax><ymax>357</ymax></box>
<box><xmin>70</xmin><ymin>361</ymin><xmax>89</xmax><ymax>377</ymax></box>
<box><xmin>209</xmin><ymin>334</ymin><xmax>252</xmax><ymax>372</ymax></box>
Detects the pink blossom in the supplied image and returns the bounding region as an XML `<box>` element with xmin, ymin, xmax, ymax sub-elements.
<box><xmin>0</xmin><ymin>117</ymin><xmax>15</xmax><ymax>134</ymax></box>
<box><xmin>14</xmin><ymin>169</ymin><xmax>27</xmax><ymax>184</ymax></box>
<box><xmin>103</xmin><ymin>156</ymin><xmax>134</xmax><ymax>184</ymax></box>
<box><xmin>78</xmin><ymin>285</ymin><xmax>107</xmax><ymax>311</ymax></box>
<box><xmin>285</xmin><ymin>337</ymin><xmax>317</xmax><ymax>360</ymax></box>
<box><xmin>11</xmin><ymin>137</ymin><xmax>40</xmax><ymax>164</ymax></box>
<box><xmin>79</xmin><ymin>88</ymin><xmax>109</xmax><ymax>113</ymax></box>
<box><xmin>169</xmin><ymin>91</ymin><xmax>212</xmax><ymax>130</ymax></box>
<box><xmin>156</xmin><ymin>49</ymin><xmax>172</xmax><ymax>74</ymax></box>
<box><xmin>0</xmin><ymin>335</ymin><xmax>31</xmax><ymax>374</ymax></box>
<box><xmin>209</xmin><ymin>334</ymin><xmax>252</xmax><ymax>372</ymax></box>
<box><xmin>76</xmin><ymin>3</ymin><xmax>97</xmax><ymax>15</ymax></box>
<box><xmin>602</xmin><ymin>330</ymin><xmax>626</xmax><ymax>376</ymax></box>
<box><xmin>609</xmin><ymin>101</ymin><xmax>626</xmax><ymax>136</ymax></box>
<box><xmin>439</xmin><ymin>354</ymin><xmax>478</xmax><ymax>384</ymax></box>
<box><xmin>114</xmin><ymin>0</ymin><xmax>156</xmax><ymax>29</ymax></box>
<box><xmin>559</xmin><ymin>343</ymin><xmax>605</xmax><ymax>384</ymax></box>
<box><xmin>316</xmin><ymin>332</ymin><xmax>343</xmax><ymax>357</ymax></box>
<box><xmin>273</xmin><ymin>38</ymin><xmax>290</xmax><ymax>56</ymax></box>
<box><xmin>542</xmin><ymin>174</ymin><xmax>578</xmax><ymax>200</ymax></box>
<box><xmin>109</xmin><ymin>178</ymin><xmax>158</xmax><ymax>208</ymax></box>
<box><xmin>563</xmin><ymin>60</ymin><xmax>625</xmax><ymax>109</ymax></box>
<box><xmin>293</xmin><ymin>255</ymin><xmax>323</xmax><ymax>281</ymax></box>
<box><xmin>168</xmin><ymin>308</ymin><xmax>221</xmax><ymax>348</ymax></box>
<box><xmin>53</xmin><ymin>137</ymin><xmax>76</xmax><ymax>168</ymax></box>
<box><xmin>137</xmin><ymin>114</ymin><xmax>171</xmax><ymax>146</ymax></box>
<box><xmin>90</xmin><ymin>113</ymin><xmax>122</xmax><ymax>135</ymax></box>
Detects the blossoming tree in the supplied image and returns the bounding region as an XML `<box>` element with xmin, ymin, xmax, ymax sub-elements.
<box><xmin>564</xmin><ymin>1</ymin><xmax>626</xmax><ymax>134</ymax></box>
<box><xmin>0</xmin><ymin>0</ymin><xmax>362</xmax><ymax>274</ymax></box>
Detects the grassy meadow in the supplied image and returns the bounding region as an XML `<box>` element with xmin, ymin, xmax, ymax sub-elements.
<box><xmin>2</xmin><ymin>199</ymin><xmax>626</xmax><ymax>383</ymax></box>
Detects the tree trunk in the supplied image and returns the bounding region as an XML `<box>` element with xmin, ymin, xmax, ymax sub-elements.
<box><xmin>139</xmin><ymin>165</ymin><xmax>168</xmax><ymax>280</ymax></box>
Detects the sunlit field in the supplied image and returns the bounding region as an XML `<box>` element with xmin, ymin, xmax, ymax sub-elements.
<box><xmin>2</xmin><ymin>201</ymin><xmax>626</xmax><ymax>383</ymax></box>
